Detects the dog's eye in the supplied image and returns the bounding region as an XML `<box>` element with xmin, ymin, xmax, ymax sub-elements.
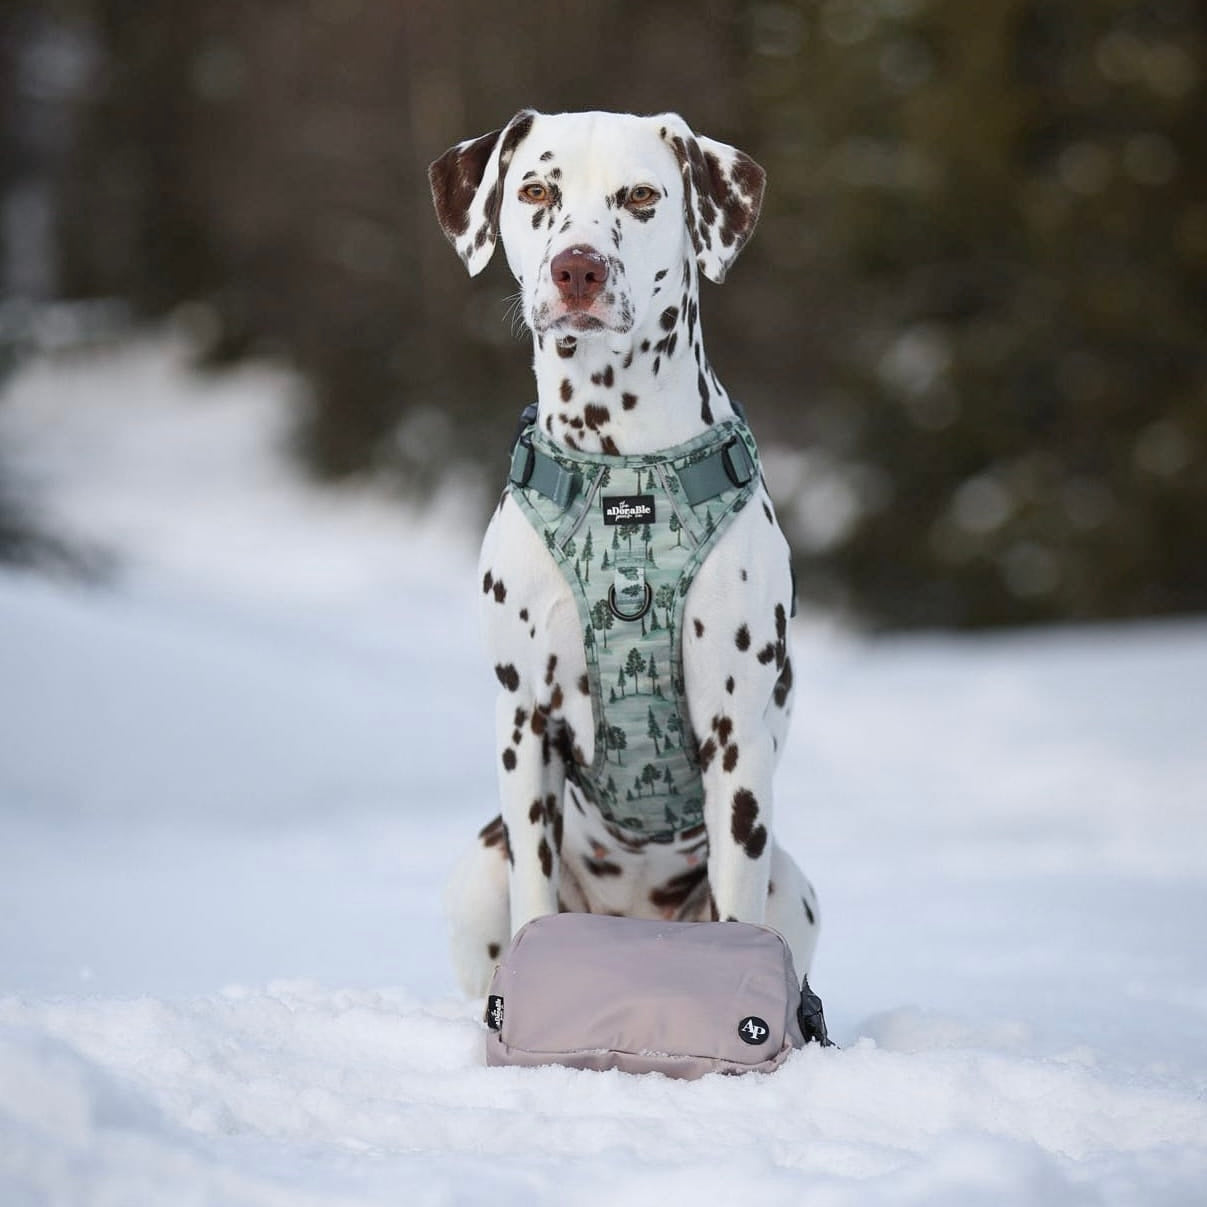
<box><xmin>627</xmin><ymin>186</ymin><xmax>660</xmax><ymax>208</ymax></box>
<box><xmin>520</xmin><ymin>182</ymin><xmax>549</xmax><ymax>204</ymax></box>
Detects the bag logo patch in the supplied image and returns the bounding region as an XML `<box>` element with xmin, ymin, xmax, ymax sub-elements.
<box><xmin>602</xmin><ymin>495</ymin><xmax>655</xmax><ymax>526</ymax></box>
<box><xmin>738</xmin><ymin>1015</ymin><xmax>770</xmax><ymax>1045</ymax></box>
<box><xmin>486</xmin><ymin>995</ymin><xmax>504</xmax><ymax>1032</ymax></box>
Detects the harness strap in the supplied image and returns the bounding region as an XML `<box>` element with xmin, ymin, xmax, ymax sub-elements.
<box><xmin>677</xmin><ymin>437</ymin><xmax>755</xmax><ymax>505</ymax></box>
<box><xmin>508</xmin><ymin>406</ymin><xmax>754</xmax><ymax>509</ymax></box>
<box><xmin>509</xmin><ymin>434</ymin><xmax>580</xmax><ymax>509</ymax></box>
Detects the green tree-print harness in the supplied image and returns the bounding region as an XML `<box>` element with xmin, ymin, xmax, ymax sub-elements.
<box><xmin>507</xmin><ymin>409</ymin><xmax>761</xmax><ymax>840</ymax></box>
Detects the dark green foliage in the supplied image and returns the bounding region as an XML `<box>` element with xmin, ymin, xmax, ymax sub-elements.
<box><xmin>10</xmin><ymin>0</ymin><xmax>1203</xmax><ymax>626</ymax></box>
<box><xmin>747</xmin><ymin>0</ymin><xmax>1206</xmax><ymax>626</ymax></box>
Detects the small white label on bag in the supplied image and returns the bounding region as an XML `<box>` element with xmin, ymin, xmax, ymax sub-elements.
<box><xmin>738</xmin><ymin>1015</ymin><xmax>770</xmax><ymax>1045</ymax></box>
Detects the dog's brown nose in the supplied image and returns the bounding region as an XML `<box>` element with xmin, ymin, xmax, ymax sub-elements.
<box><xmin>550</xmin><ymin>246</ymin><xmax>609</xmax><ymax>305</ymax></box>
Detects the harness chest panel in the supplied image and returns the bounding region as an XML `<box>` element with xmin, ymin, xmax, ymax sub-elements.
<box><xmin>508</xmin><ymin>417</ymin><xmax>760</xmax><ymax>839</ymax></box>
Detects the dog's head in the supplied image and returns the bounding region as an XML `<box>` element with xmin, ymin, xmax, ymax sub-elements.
<box><xmin>429</xmin><ymin>110</ymin><xmax>765</xmax><ymax>341</ymax></box>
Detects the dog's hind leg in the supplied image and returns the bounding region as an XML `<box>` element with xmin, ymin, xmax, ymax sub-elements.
<box><xmin>444</xmin><ymin>816</ymin><xmax>512</xmax><ymax>997</ymax></box>
<box><xmin>764</xmin><ymin>841</ymin><xmax>821</xmax><ymax>979</ymax></box>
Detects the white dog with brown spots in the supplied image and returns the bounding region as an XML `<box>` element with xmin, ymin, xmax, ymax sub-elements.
<box><xmin>430</xmin><ymin>110</ymin><xmax>820</xmax><ymax>1000</ymax></box>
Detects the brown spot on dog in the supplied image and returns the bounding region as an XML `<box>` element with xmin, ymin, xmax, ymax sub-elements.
<box><xmin>735</xmin><ymin>624</ymin><xmax>751</xmax><ymax>651</ymax></box>
<box><xmin>698</xmin><ymin>368</ymin><xmax>713</xmax><ymax>424</ymax></box>
<box><xmin>530</xmin><ymin>708</ymin><xmax>547</xmax><ymax>736</ymax></box>
<box><xmin>725</xmin><ymin>676</ymin><xmax>735</xmax><ymax>694</ymax></box>
<box><xmin>773</xmin><ymin>657</ymin><xmax>793</xmax><ymax>708</ymax></box>
<box><xmin>584</xmin><ymin>856</ymin><xmax>623</xmax><ymax>877</ymax></box>
<box><xmin>622</xmin><ymin>392</ymin><xmax>638</xmax><ymax>410</ymax></box>
<box><xmin>601</xmin><ymin>435</ymin><xmax>620</xmax><ymax>455</ymax></box>
<box><xmin>693</xmin><ymin>618</ymin><xmax>705</xmax><ymax>638</ymax></box>
<box><xmin>723</xmin><ymin>744</ymin><xmax>739</xmax><ymax>773</ymax></box>
<box><xmin>590</xmin><ymin>366</ymin><xmax>615</xmax><ymax>388</ymax></box>
<box><xmin>713</xmin><ymin>715</ymin><xmax>733</xmax><ymax>746</ymax></box>
<box><xmin>560</xmin><ymin>379</ymin><xmax>573</xmax><ymax>402</ymax></box>
<box><xmin>545</xmin><ymin>654</ymin><xmax>558</xmax><ymax>686</ymax></box>
<box><xmin>698</xmin><ymin>737</ymin><xmax>717</xmax><ymax>771</ymax></box>
<box><xmin>578</xmin><ymin>674</ymin><xmax>590</xmax><ymax>695</ymax></box>
<box><xmin>757</xmin><ymin>642</ymin><xmax>775</xmax><ymax>664</ymax></box>
<box><xmin>513</xmin><ymin>707</ymin><xmax>528</xmax><ymax>728</ymax></box>
<box><xmin>556</xmin><ymin>339</ymin><xmax>577</xmax><ymax>358</ymax></box>
<box><xmin>763</xmin><ymin>502</ymin><xmax>774</xmax><ymax>524</ymax></box>
<box><xmin>519</xmin><ymin>608</ymin><xmax>529</xmax><ymax>622</ymax></box>
<box><xmin>538</xmin><ymin>837</ymin><xmax>553</xmax><ymax>877</ymax></box>
<box><xmin>493</xmin><ymin>579</ymin><xmax>507</xmax><ymax>604</ymax></box>
<box><xmin>649</xmin><ymin>865</ymin><xmax>708</xmax><ymax>910</ymax></box>
<box><xmin>528</xmin><ymin>799</ymin><xmax>543</xmax><ymax>823</ymax></box>
<box><xmin>479</xmin><ymin>815</ymin><xmax>513</xmax><ymax>864</ymax></box>
<box><xmin>482</xmin><ymin>570</ymin><xmax>494</xmax><ymax>594</ymax></box>
<box><xmin>584</xmin><ymin>404</ymin><xmax>610</xmax><ymax>431</ymax></box>
<box><xmin>501</xmin><ymin>748</ymin><xmax>517</xmax><ymax>772</ymax></box>
<box><xmin>488</xmin><ymin>942</ymin><xmax>501</xmax><ymax>960</ymax></box>
<box><xmin>731</xmin><ymin>788</ymin><xmax>767</xmax><ymax>859</ymax></box>
<box><xmin>802</xmin><ymin>896</ymin><xmax>816</xmax><ymax>926</ymax></box>
<box><xmin>495</xmin><ymin>663</ymin><xmax>520</xmax><ymax>691</ymax></box>
<box><xmin>660</xmin><ymin>306</ymin><xmax>679</xmax><ymax>331</ymax></box>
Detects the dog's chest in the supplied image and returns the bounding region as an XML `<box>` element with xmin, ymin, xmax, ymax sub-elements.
<box><xmin>501</xmin><ymin>419</ymin><xmax>761</xmax><ymax>839</ymax></box>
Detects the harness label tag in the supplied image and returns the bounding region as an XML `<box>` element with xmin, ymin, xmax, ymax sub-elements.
<box><xmin>486</xmin><ymin>995</ymin><xmax>504</xmax><ymax>1032</ymax></box>
<box><xmin>602</xmin><ymin>495</ymin><xmax>656</xmax><ymax>526</ymax></box>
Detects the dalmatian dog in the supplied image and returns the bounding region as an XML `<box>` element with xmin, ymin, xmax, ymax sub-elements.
<box><xmin>429</xmin><ymin>110</ymin><xmax>821</xmax><ymax>1004</ymax></box>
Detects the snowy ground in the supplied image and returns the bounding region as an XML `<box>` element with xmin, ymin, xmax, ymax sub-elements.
<box><xmin>1</xmin><ymin>335</ymin><xmax>1205</xmax><ymax>1205</ymax></box>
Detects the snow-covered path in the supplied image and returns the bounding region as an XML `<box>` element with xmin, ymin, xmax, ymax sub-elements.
<box><xmin>2</xmin><ymin>338</ymin><xmax>1205</xmax><ymax>1204</ymax></box>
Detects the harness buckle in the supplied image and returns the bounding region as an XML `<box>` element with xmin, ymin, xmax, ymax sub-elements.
<box><xmin>510</xmin><ymin>434</ymin><xmax>536</xmax><ymax>488</ymax></box>
<box><xmin>721</xmin><ymin>439</ymin><xmax>754</xmax><ymax>489</ymax></box>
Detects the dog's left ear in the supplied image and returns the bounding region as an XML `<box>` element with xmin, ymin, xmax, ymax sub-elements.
<box><xmin>429</xmin><ymin>109</ymin><xmax>537</xmax><ymax>277</ymax></box>
<box><xmin>657</xmin><ymin>115</ymin><xmax>766</xmax><ymax>284</ymax></box>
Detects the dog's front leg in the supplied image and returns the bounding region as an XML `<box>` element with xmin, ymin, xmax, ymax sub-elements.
<box><xmin>684</xmin><ymin>508</ymin><xmax>795</xmax><ymax>925</ymax></box>
<box><xmin>699</xmin><ymin>724</ymin><xmax>775</xmax><ymax>922</ymax></box>
<box><xmin>494</xmin><ymin>691</ymin><xmax>564</xmax><ymax>934</ymax></box>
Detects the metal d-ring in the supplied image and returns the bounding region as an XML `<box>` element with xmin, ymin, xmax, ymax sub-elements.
<box><xmin>608</xmin><ymin>582</ymin><xmax>653</xmax><ymax>622</ymax></box>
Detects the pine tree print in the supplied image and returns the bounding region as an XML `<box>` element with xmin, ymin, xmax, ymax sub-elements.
<box><xmin>591</xmin><ymin>598</ymin><xmax>612</xmax><ymax>650</ymax></box>
<box><xmin>647</xmin><ymin>706</ymin><xmax>663</xmax><ymax>755</ymax></box>
<box><xmin>624</xmin><ymin>647</ymin><xmax>646</xmax><ymax>691</ymax></box>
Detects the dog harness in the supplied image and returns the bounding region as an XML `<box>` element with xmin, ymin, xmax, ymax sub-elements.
<box><xmin>507</xmin><ymin>405</ymin><xmax>761</xmax><ymax>840</ymax></box>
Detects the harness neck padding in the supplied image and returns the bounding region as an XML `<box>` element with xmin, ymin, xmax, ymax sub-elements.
<box><xmin>507</xmin><ymin>411</ymin><xmax>761</xmax><ymax>840</ymax></box>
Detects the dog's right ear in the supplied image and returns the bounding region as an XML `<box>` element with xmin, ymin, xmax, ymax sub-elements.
<box><xmin>429</xmin><ymin>110</ymin><xmax>537</xmax><ymax>277</ymax></box>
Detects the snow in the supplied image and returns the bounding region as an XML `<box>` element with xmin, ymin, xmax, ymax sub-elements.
<box><xmin>2</xmin><ymin>334</ymin><xmax>1206</xmax><ymax>1204</ymax></box>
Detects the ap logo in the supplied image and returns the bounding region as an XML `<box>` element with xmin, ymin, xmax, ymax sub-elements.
<box><xmin>737</xmin><ymin>1015</ymin><xmax>770</xmax><ymax>1045</ymax></box>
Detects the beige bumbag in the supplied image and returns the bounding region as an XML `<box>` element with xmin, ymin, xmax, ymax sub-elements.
<box><xmin>484</xmin><ymin>913</ymin><xmax>807</xmax><ymax>1078</ymax></box>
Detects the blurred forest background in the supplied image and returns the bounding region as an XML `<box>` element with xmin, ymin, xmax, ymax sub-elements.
<box><xmin>1</xmin><ymin>0</ymin><xmax>1203</xmax><ymax>629</ymax></box>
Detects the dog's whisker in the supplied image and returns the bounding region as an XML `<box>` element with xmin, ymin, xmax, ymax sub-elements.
<box><xmin>502</xmin><ymin>292</ymin><xmax>530</xmax><ymax>340</ymax></box>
